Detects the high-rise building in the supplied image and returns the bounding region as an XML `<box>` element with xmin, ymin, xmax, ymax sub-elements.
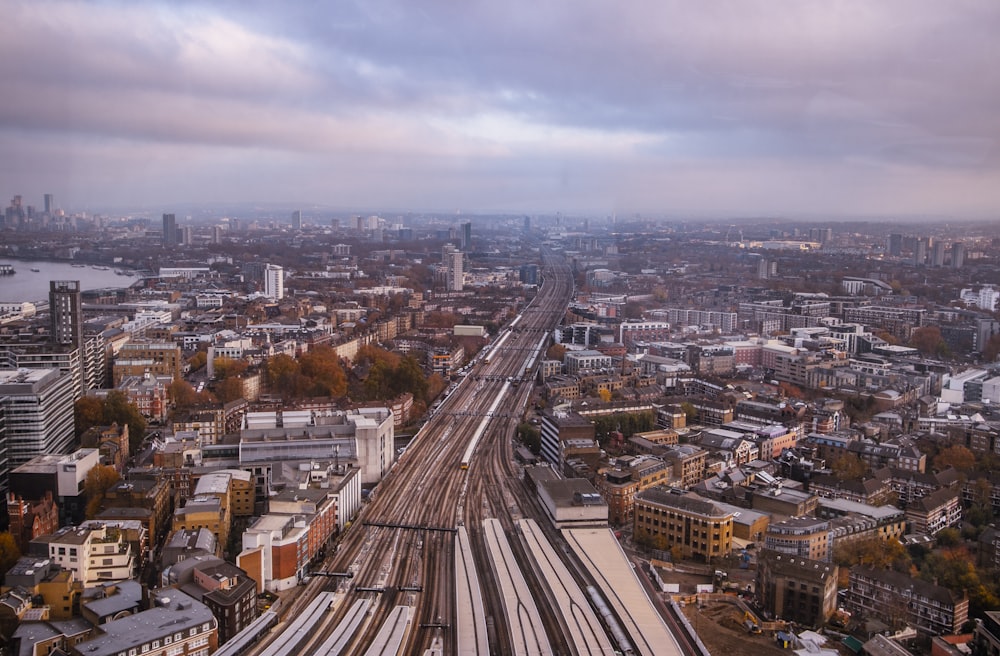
<box><xmin>443</xmin><ymin>245</ymin><xmax>463</xmax><ymax>291</ymax></box>
<box><xmin>461</xmin><ymin>222</ymin><xmax>472</xmax><ymax>249</ymax></box>
<box><xmin>43</xmin><ymin>194</ymin><xmax>54</xmax><ymax>215</ymax></box>
<box><xmin>49</xmin><ymin>280</ymin><xmax>83</xmax><ymax>347</ymax></box>
<box><xmin>292</xmin><ymin>210</ymin><xmax>302</xmax><ymax>230</ymax></box>
<box><xmin>888</xmin><ymin>233</ymin><xmax>903</xmax><ymax>256</ymax></box>
<box><xmin>913</xmin><ymin>238</ymin><xmax>928</xmax><ymax>266</ymax></box>
<box><xmin>952</xmin><ymin>242</ymin><xmax>965</xmax><ymax>269</ymax></box>
<box><xmin>162</xmin><ymin>213</ymin><xmax>177</xmax><ymax>245</ymax></box>
<box><xmin>264</xmin><ymin>264</ymin><xmax>284</xmax><ymax>300</ymax></box>
<box><xmin>181</xmin><ymin>225</ymin><xmax>193</xmax><ymax>246</ymax></box>
<box><xmin>524</xmin><ymin>215</ymin><xmax>531</xmax><ymax>232</ymax></box>
<box><xmin>0</xmin><ymin>369</ymin><xmax>76</xmax><ymax>469</ymax></box>
<box><xmin>931</xmin><ymin>240</ymin><xmax>946</xmax><ymax>267</ymax></box>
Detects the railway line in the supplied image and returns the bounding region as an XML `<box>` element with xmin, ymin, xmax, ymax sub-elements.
<box><xmin>245</xmin><ymin>252</ymin><xmax>701</xmax><ymax>655</ymax></box>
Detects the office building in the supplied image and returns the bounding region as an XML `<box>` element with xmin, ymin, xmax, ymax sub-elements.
<box><xmin>43</xmin><ymin>194</ymin><xmax>54</xmax><ymax>215</ymax></box>
<box><xmin>162</xmin><ymin>213</ymin><xmax>177</xmax><ymax>245</ymax></box>
<box><xmin>633</xmin><ymin>488</ymin><xmax>734</xmax><ymax>561</ymax></box>
<box><xmin>291</xmin><ymin>210</ymin><xmax>302</xmax><ymax>230</ymax></box>
<box><xmin>264</xmin><ymin>264</ymin><xmax>284</xmax><ymax>300</ymax></box>
<box><xmin>764</xmin><ymin>516</ymin><xmax>832</xmax><ymax>562</ymax></box>
<box><xmin>757</xmin><ymin>550</ymin><xmax>838</xmax><ymax>628</ymax></box>
<box><xmin>49</xmin><ymin>280</ymin><xmax>83</xmax><ymax>347</ymax></box>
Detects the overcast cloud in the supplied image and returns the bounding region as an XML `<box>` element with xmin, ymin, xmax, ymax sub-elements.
<box><xmin>1</xmin><ymin>0</ymin><xmax>998</xmax><ymax>218</ymax></box>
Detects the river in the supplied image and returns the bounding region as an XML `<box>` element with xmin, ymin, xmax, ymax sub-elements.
<box><xmin>0</xmin><ymin>260</ymin><xmax>138</xmax><ymax>303</ymax></box>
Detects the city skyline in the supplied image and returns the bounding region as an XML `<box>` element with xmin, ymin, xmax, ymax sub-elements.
<box><xmin>2</xmin><ymin>1</ymin><xmax>999</xmax><ymax>219</ymax></box>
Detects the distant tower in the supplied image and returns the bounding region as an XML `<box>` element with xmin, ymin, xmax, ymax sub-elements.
<box><xmin>461</xmin><ymin>222</ymin><xmax>472</xmax><ymax>249</ymax></box>
<box><xmin>162</xmin><ymin>213</ymin><xmax>177</xmax><ymax>246</ymax></box>
<box><xmin>212</xmin><ymin>226</ymin><xmax>223</xmax><ymax>244</ymax></box>
<box><xmin>758</xmin><ymin>258</ymin><xmax>776</xmax><ymax>280</ymax></box>
<box><xmin>292</xmin><ymin>210</ymin><xmax>302</xmax><ymax>231</ymax></box>
<box><xmin>931</xmin><ymin>240</ymin><xmax>946</xmax><ymax>267</ymax></box>
<box><xmin>913</xmin><ymin>238</ymin><xmax>928</xmax><ymax>266</ymax></box>
<box><xmin>952</xmin><ymin>242</ymin><xmax>965</xmax><ymax>269</ymax></box>
<box><xmin>264</xmin><ymin>264</ymin><xmax>284</xmax><ymax>300</ymax></box>
<box><xmin>49</xmin><ymin>280</ymin><xmax>83</xmax><ymax>346</ymax></box>
<box><xmin>888</xmin><ymin>233</ymin><xmax>903</xmax><ymax>257</ymax></box>
<box><xmin>43</xmin><ymin>194</ymin><xmax>54</xmax><ymax>215</ymax></box>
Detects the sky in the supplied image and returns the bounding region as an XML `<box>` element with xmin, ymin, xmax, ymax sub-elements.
<box><xmin>1</xmin><ymin>1</ymin><xmax>999</xmax><ymax>219</ymax></box>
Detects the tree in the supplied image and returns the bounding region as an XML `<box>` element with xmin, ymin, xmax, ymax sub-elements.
<box><xmin>0</xmin><ymin>532</ymin><xmax>21</xmax><ymax>576</ymax></box>
<box><xmin>983</xmin><ymin>333</ymin><xmax>1000</xmax><ymax>363</ymax></box>
<box><xmin>168</xmin><ymin>379</ymin><xmax>199</xmax><ymax>411</ymax></box>
<box><xmin>214</xmin><ymin>377</ymin><xmax>245</xmax><ymax>404</ymax></box>
<box><xmin>187</xmin><ymin>351</ymin><xmax>207</xmax><ymax>372</ymax></box>
<box><xmin>299</xmin><ymin>346</ymin><xmax>348</xmax><ymax>398</ymax></box>
<box><xmin>830</xmin><ymin>454</ymin><xmax>868</xmax><ymax>481</ymax></box>
<box><xmin>545</xmin><ymin>344</ymin><xmax>567</xmax><ymax>361</ymax></box>
<box><xmin>74</xmin><ymin>392</ymin><xmax>146</xmax><ymax>453</ymax></box>
<box><xmin>103</xmin><ymin>391</ymin><xmax>147</xmax><ymax>453</ymax></box>
<box><xmin>934</xmin><ymin>445</ymin><xmax>975</xmax><ymax>473</ymax></box>
<box><xmin>74</xmin><ymin>395</ymin><xmax>106</xmax><ymax>438</ymax></box>
<box><xmin>909</xmin><ymin>326</ymin><xmax>946</xmax><ymax>357</ymax></box>
<box><xmin>213</xmin><ymin>356</ymin><xmax>248</xmax><ymax>380</ymax></box>
<box><xmin>517</xmin><ymin>422</ymin><xmax>541</xmax><ymax>453</ymax></box>
<box><xmin>84</xmin><ymin>465</ymin><xmax>121</xmax><ymax>519</ymax></box>
<box><xmin>266</xmin><ymin>354</ymin><xmax>304</xmax><ymax>399</ymax></box>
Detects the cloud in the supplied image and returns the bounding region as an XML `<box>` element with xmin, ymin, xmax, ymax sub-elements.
<box><xmin>1</xmin><ymin>0</ymin><xmax>998</xmax><ymax>216</ymax></box>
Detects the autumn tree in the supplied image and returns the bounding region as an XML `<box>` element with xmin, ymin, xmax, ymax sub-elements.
<box><xmin>0</xmin><ymin>532</ymin><xmax>21</xmax><ymax>576</ymax></box>
<box><xmin>187</xmin><ymin>351</ymin><xmax>207</xmax><ymax>372</ymax></box>
<box><xmin>74</xmin><ymin>395</ymin><xmax>105</xmax><ymax>438</ymax></box>
<box><xmin>830</xmin><ymin>454</ymin><xmax>868</xmax><ymax>481</ymax></box>
<box><xmin>983</xmin><ymin>333</ymin><xmax>1000</xmax><ymax>363</ymax></box>
<box><xmin>74</xmin><ymin>391</ymin><xmax>147</xmax><ymax>452</ymax></box>
<box><xmin>933</xmin><ymin>445</ymin><xmax>975</xmax><ymax>473</ymax></box>
<box><xmin>909</xmin><ymin>326</ymin><xmax>947</xmax><ymax>357</ymax></box>
<box><xmin>212</xmin><ymin>356</ymin><xmax>248</xmax><ymax>380</ymax></box>
<box><xmin>299</xmin><ymin>345</ymin><xmax>348</xmax><ymax>398</ymax></box>
<box><xmin>84</xmin><ymin>465</ymin><xmax>121</xmax><ymax>519</ymax></box>
<box><xmin>214</xmin><ymin>377</ymin><xmax>245</xmax><ymax>404</ymax></box>
<box><xmin>265</xmin><ymin>354</ymin><xmax>304</xmax><ymax>398</ymax></box>
<box><xmin>545</xmin><ymin>344</ymin><xmax>567</xmax><ymax>361</ymax></box>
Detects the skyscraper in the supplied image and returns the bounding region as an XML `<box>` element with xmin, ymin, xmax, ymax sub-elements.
<box><xmin>931</xmin><ymin>240</ymin><xmax>946</xmax><ymax>267</ymax></box>
<box><xmin>952</xmin><ymin>242</ymin><xmax>965</xmax><ymax>269</ymax></box>
<box><xmin>292</xmin><ymin>210</ymin><xmax>302</xmax><ymax>231</ymax></box>
<box><xmin>888</xmin><ymin>233</ymin><xmax>903</xmax><ymax>257</ymax></box>
<box><xmin>43</xmin><ymin>194</ymin><xmax>54</xmax><ymax>215</ymax></box>
<box><xmin>914</xmin><ymin>238</ymin><xmax>928</xmax><ymax>266</ymax></box>
<box><xmin>461</xmin><ymin>222</ymin><xmax>472</xmax><ymax>249</ymax></box>
<box><xmin>162</xmin><ymin>213</ymin><xmax>177</xmax><ymax>246</ymax></box>
<box><xmin>443</xmin><ymin>245</ymin><xmax>463</xmax><ymax>291</ymax></box>
<box><xmin>49</xmin><ymin>280</ymin><xmax>83</xmax><ymax>347</ymax></box>
<box><xmin>264</xmin><ymin>264</ymin><xmax>284</xmax><ymax>300</ymax></box>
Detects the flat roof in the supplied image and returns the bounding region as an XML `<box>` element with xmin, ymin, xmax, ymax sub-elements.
<box><xmin>564</xmin><ymin>527</ymin><xmax>683</xmax><ymax>656</ymax></box>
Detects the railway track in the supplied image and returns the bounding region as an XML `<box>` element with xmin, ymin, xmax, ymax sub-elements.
<box><xmin>249</xmin><ymin>252</ymin><xmax>574</xmax><ymax>655</ymax></box>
